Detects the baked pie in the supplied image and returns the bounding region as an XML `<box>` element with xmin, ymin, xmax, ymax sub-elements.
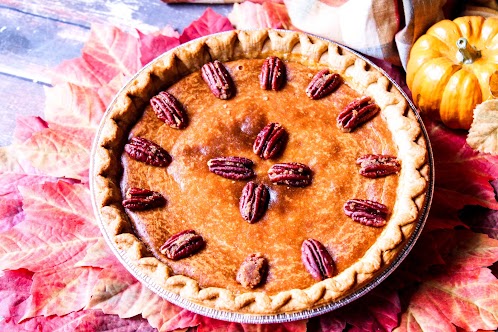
<box><xmin>91</xmin><ymin>29</ymin><xmax>431</xmax><ymax>317</ymax></box>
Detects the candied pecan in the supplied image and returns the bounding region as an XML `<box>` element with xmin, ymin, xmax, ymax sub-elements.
<box><xmin>301</xmin><ymin>239</ymin><xmax>335</xmax><ymax>281</ymax></box>
<box><xmin>159</xmin><ymin>230</ymin><xmax>205</xmax><ymax>260</ymax></box>
<box><xmin>207</xmin><ymin>156</ymin><xmax>255</xmax><ymax>180</ymax></box>
<box><xmin>239</xmin><ymin>182</ymin><xmax>270</xmax><ymax>223</ymax></box>
<box><xmin>343</xmin><ymin>199</ymin><xmax>388</xmax><ymax>227</ymax></box>
<box><xmin>201</xmin><ymin>60</ymin><xmax>235</xmax><ymax>100</ymax></box>
<box><xmin>150</xmin><ymin>91</ymin><xmax>188</xmax><ymax>129</ymax></box>
<box><xmin>253</xmin><ymin>122</ymin><xmax>287</xmax><ymax>160</ymax></box>
<box><xmin>124</xmin><ymin>137</ymin><xmax>172</xmax><ymax>167</ymax></box>
<box><xmin>122</xmin><ymin>188</ymin><xmax>166</xmax><ymax>211</ymax></box>
<box><xmin>259</xmin><ymin>56</ymin><xmax>286</xmax><ymax>91</ymax></box>
<box><xmin>306</xmin><ymin>69</ymin><xmax>342</xmax><ymax>100</ymax></box>
<box><xmin>337</xmin><ymin>96</ymin><xmax>380</xmax><ymax>132</ymax></box>
<box><xmin>356</xmin><ymin>154</ymin><xmax>401</xmax><ymax>178</ymax></box>
<box><xmin>236</xmin><ymin>253</ymin><xmax>268</xmax><ymax>289</ymax></box>
<box><xmin>268</xmin><ymin>162</ymin><xmax>312</xmax><ymax>187</ymax></box>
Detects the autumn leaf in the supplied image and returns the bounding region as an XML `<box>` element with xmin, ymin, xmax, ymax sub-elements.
<box><xmin>0</xmin><ymin>269</ymin><xmax>33</xmax><ymax>323</ymax></box>
<box><xmin>53</xmin><ymin>23</ymin><xmax>141</xmax><ymax>87</ymax></box>
<box><xmin>74</xmin><ymin>238</ymin><xmax>119</xmax><ymax>270</ymax></box>
<box><xmin>396</xmin><ymin>230</ymin><xmax>498</xmax><ymax>332</ymax></box>
<box><xmin>228</xmin><ymin>1</ymin><xmax>292</xmax><ymax>30</ymax></box>
<box><xmin>0</xmin><ymin>181</ymin><xmax>100</xmax><ymax>273</ymax></box>
<box><xmin>21</xmin><ymin>267</ymin><xmax>102</xmax><ymax>320</ymax></box>
<box><xmin>396</xmin><ymin>268</ymin><xmax>498</xmax><ymax>332</ymax></box>
<box><xmin>425</xmin><ymin>119</ymin><xmax>498</xmax><ymax>212</ymax></box>
<box><xmin>138</xmin><ymin>27</ymin><xmax>180</xmax><ymax>66</ymax></box>
<box><xmin>86</xmin><ymin>261</ymin><xmax>195</xmax><ymax>332</ymax></box>
<box><xmin>459</xmin><ymin>205</ymin><xmax>498</xmax><ymax>239</ymax></box>
<box><xmin>87</xmin><ymin>262</ymin><xmax>160</xmax><ymax>319</ymax></box>
<box><xmin>42</xmin><ymin>83</ymin><xmax>107</xmax><ymax>129</ymax></box>
<box><xmin>13</xmin><ymin>118</ymin><xmax>95</xmax><ymax>182</ymax></box>
<box><xmin>319</xmin><ymin>287</ymin><xmax>401</xmax><ymax>332</ymax></box>
<box><xmin>192</xmin><ymin>314</ymin><xmax>308</xmax><ymax>332</ymax></box>
<box><xmin>467</xmin><ymin>99</ymin><xmax>498</xmax><ymax>155</ymax></box>
<box><xmin>0</xmin><ymin>173</ymin><xmax>56</xmax><ymax>232</ymax></box>
<box><xmin>1</xmin><ymin>309</ymin><xmax>156</xmax><ymax>332</ymax></box>
<box><xmin>179</xmin><ymin>8</ymin><xmax>234</xmax><ymax>44</ymax></box>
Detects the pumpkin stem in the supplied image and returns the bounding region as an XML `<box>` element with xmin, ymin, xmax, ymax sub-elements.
<box><xmin>456</xmin><ymin>37</ymin><xmax>481</xmax><ymax>64</ymax></box>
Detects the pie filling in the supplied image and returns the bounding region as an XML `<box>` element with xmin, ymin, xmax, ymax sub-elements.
<box><xmin>120</xmin><ymin>59</ymin><xmax>399</xmax><ymax>295</ymax></box>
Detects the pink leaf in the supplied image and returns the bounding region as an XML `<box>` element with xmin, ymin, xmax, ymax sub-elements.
<box><xmin>193</xmin><ymin>314</ymin><xmax>307</xmax><ymax>332</ymax></box>
<box><xmin>397</xmin><ymin>229</ymin><xmax>498</xmax><ymax>284</ymax></box>
<box><xmin>43</xmin><ymin>83</ymin><xmax>106</xmax><ymax>129</ymax></box>
<box><xmin>320</xmin><ymin>287</ymin><xmax>401</xmax><ymax>332</ymax></box>
<box><xmin>179</xmin><ymin>8</ymin><xmax>233</xmax><ymax>44</ymax></box>
<box><xmin>141</xmin><ymin>300</ymin><xmax>193</xmax><ymax>332</ymax></box>
<box><xmin>0</xmin><ymin>172</ymin><xmax>57</xmax><ymax>232</ymax></box>
<box><xmin>435</xmin><ymin>230</ymin><xmax>498</xmax><ymax>272</ymax></box>
<box><xmin>74</xmin><ymin>238</ymin><xmax>119</xmax><ymax>269</ymax></box>
<box><xmin>1</xmin><ymin>309</ymin><xmax>155</xmax><ymax>332</ymax></box>
<box><xmin>53</xmin><ymin>24</ymin><xmax>141</xmax><ymax>87</ymax></box>
<box><xmin>21</xmin><ymin>267</ymin><xmax>102</xmax><ymax>320</ymax></box>
<box><xmin>87</xmin><ymin>262</ymin><xmax>187</xmax><ymax>331</ymax></box>
<box><xmin>397</xmin><ymin>268</ymin><xmax>498</xmax><ymax>332</ymax></box>
<box><xmin>422</xmin><ymin>190</ymin><xmax>468</xmax><ymax>232</ymax></box>
<box><xmin>459</xmin><ymin>205</ymin><xmax>498</xmax><ymax>239</ymax></box>
<box><xmin>138</xmin><ymin>27</ymin><xmax>180</xmax><ymax>66</ymax></box>
<box><xmin>228</xmin><ymin>1</ymin><xmax>292</xmax><ymax>30</ymax></box>
<box><xmin>425</xmin><ymin>120</ymin><xmax>498</xmax><ymax>212</ymax></box>
<box><xmin>97</xmin><ymin>73</ymin><xmax>130</xmax><ymax>108</ymax></box>
<box><xmin>0</xmin><ymin>181</ymin><xmax>100</xmax><ymax>272</ymax></box>
<box><xmin>0</xmin><ymin>269</ymin><xmax>33</xmax><ymax>323</ymax></box>
<box><xmin>87</xmin><ymin>263</ymin><xmax>162</xmax><ymax>319</ymax></box>
<box><xmin>14</xmin><ymin>121</ymin><xmax>95</xmax><ymax>182</ymax></box>
<box><xmin>12</xmin><ymin>116</ymin><xmax>48</xmax><ymax>144</ymax></box>
<box><xmin>397</xmin><ymin>230</ymin><xmax>498</xmax><ymax>331</ymax></box>
<box><xmin>162</xmin><ymin>309</ymin><xmax>307</xmax><ymax>332</ymax></box>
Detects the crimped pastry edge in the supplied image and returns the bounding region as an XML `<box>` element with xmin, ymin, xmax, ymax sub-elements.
<box><xmin>91</xmin><ymin>29</ymin><xmax>430</xmax><ymax>315</ymax></box>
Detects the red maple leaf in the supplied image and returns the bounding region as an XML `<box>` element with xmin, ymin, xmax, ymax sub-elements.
<box><xmin>228</xmin><ymin>1</ymin><xmax>292</xmax><ymax>30</ymax></box>
<box><xmin>179</xmin><ymin>8</ymin><xmax>234</xmax><ymax>44</ymax></box>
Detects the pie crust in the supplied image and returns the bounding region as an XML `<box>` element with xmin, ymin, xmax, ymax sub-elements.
<box><xmin>91</xmin><ymin>29</ymin><xmax>430</xmax><ymax>316</ymax></box>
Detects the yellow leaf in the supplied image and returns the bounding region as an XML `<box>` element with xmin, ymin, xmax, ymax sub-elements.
<box><xmin>467</xmin><ymin>99</ymin><xmax>498</xmax><ymax>155</ymax></box>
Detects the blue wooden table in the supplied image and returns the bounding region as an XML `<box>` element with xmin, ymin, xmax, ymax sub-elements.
<box><xmin>0</xmin><ymin>0</ymin><xmax>232</xmax><ymax>146</ymax></box>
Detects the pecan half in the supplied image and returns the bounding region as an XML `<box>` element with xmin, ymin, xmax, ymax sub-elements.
<box><xmin>343</xmin><ymin>199</ymin><xmax>388</xmax><ymax>227</ymax></box>
<box><xmin>253</xmin><ymin>122</ymin><xmax>287</xmax><ymax>159</ymax></box>
<box><xmin>306</xmin><ymin>69</ymin><xmax>342</xmax><ymax>100</ymax></box>
<box><xmin>201</xmin><ymin>60</ymin><xmax>235</xmax><ymax>100</ymax></box>
<box><xmin>356</xmin><ymin>154</ymin><xmax>401</xmax><ymax>178</ymax></box>
<box><xmin>124</xmin><ymin>137</ymin><xmax>172</xmax><ymax>167</ymax></box>
<box><xmin>337</xmin><ymin>96</ymin><xmax>380</xmax><ymax>132</ymax></box>
<box><xmin>239</xmin><ymin>182</ymin><xmax>270</xmax><ymax>223</ymax></box>
<box><xmin>159</xmin><ymin>230</ymin><xmax>205</xmax><ymax>260</ymax></box>
<box><xmin>236</xmin><ymin>253</ymin><xmax>268</xmax><ymax>289</ymax></box>
<box><xmin>268</xmin><ymin>162</ymin><xmax>312</xmax><ymax>187</ymax></box>
<box><xmin>150</xmin><ymin>91</ymin><xmax>188</xmax><ymax>129</ymax></box>
<box><xmin>207</xmin><ymin>156</ymin><xmax>255</xmax><ymax>180</ymax></box>
<box><xmin>122</xmin><ymin>188</ymin><xmax>166</xmax><ymax>211</ymax></box>
<box><xmin>301</xmin><ymin>239</ymin><xmax>335</xmax><ymax>281</ymax></box>
<box><xmin>259</xmin><ymin>56</ymin><xmax>286</xmax><ymax>91</ymax></box>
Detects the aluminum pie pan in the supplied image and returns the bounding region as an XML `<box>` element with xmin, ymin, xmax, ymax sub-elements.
<box><xmin>89</xmin><ymin>29</ymin><xmax>434</xmax><ymax>324</ymax></box>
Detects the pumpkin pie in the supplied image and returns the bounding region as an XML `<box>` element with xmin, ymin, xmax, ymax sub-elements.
<box><xmin>91</xmin><ymin>29</ymin><xmax>431</xmax><ymax>317</ymax></box>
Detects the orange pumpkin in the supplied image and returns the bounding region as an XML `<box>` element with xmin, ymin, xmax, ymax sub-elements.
<box><xmin>406</xmin><ymin>16</ymin><xmax>498</xmax><ymax>129</ymax></box>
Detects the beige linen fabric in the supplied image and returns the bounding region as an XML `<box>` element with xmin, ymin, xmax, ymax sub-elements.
<box><xmin>284</xmin><ymin>0</ymin><xmax>448</xmax><ymax>68</ymax></box>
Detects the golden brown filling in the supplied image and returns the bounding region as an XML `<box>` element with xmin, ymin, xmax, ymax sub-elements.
<box><xmin>121</xmin><ymin>59</ymin><xmax>398</xmax><ymax>295</ymax></box>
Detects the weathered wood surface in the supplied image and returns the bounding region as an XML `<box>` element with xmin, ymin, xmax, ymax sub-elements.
<box><xmin>0</xmin><ymin>0</ymin><xmax>232</xmax><ymax>146</ymax></box>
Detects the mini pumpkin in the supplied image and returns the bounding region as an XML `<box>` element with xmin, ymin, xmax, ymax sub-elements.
<box><xmin>406</xmin><ymin>16</ymin><xmax>498</xmax><ymax>129</ymax></box>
